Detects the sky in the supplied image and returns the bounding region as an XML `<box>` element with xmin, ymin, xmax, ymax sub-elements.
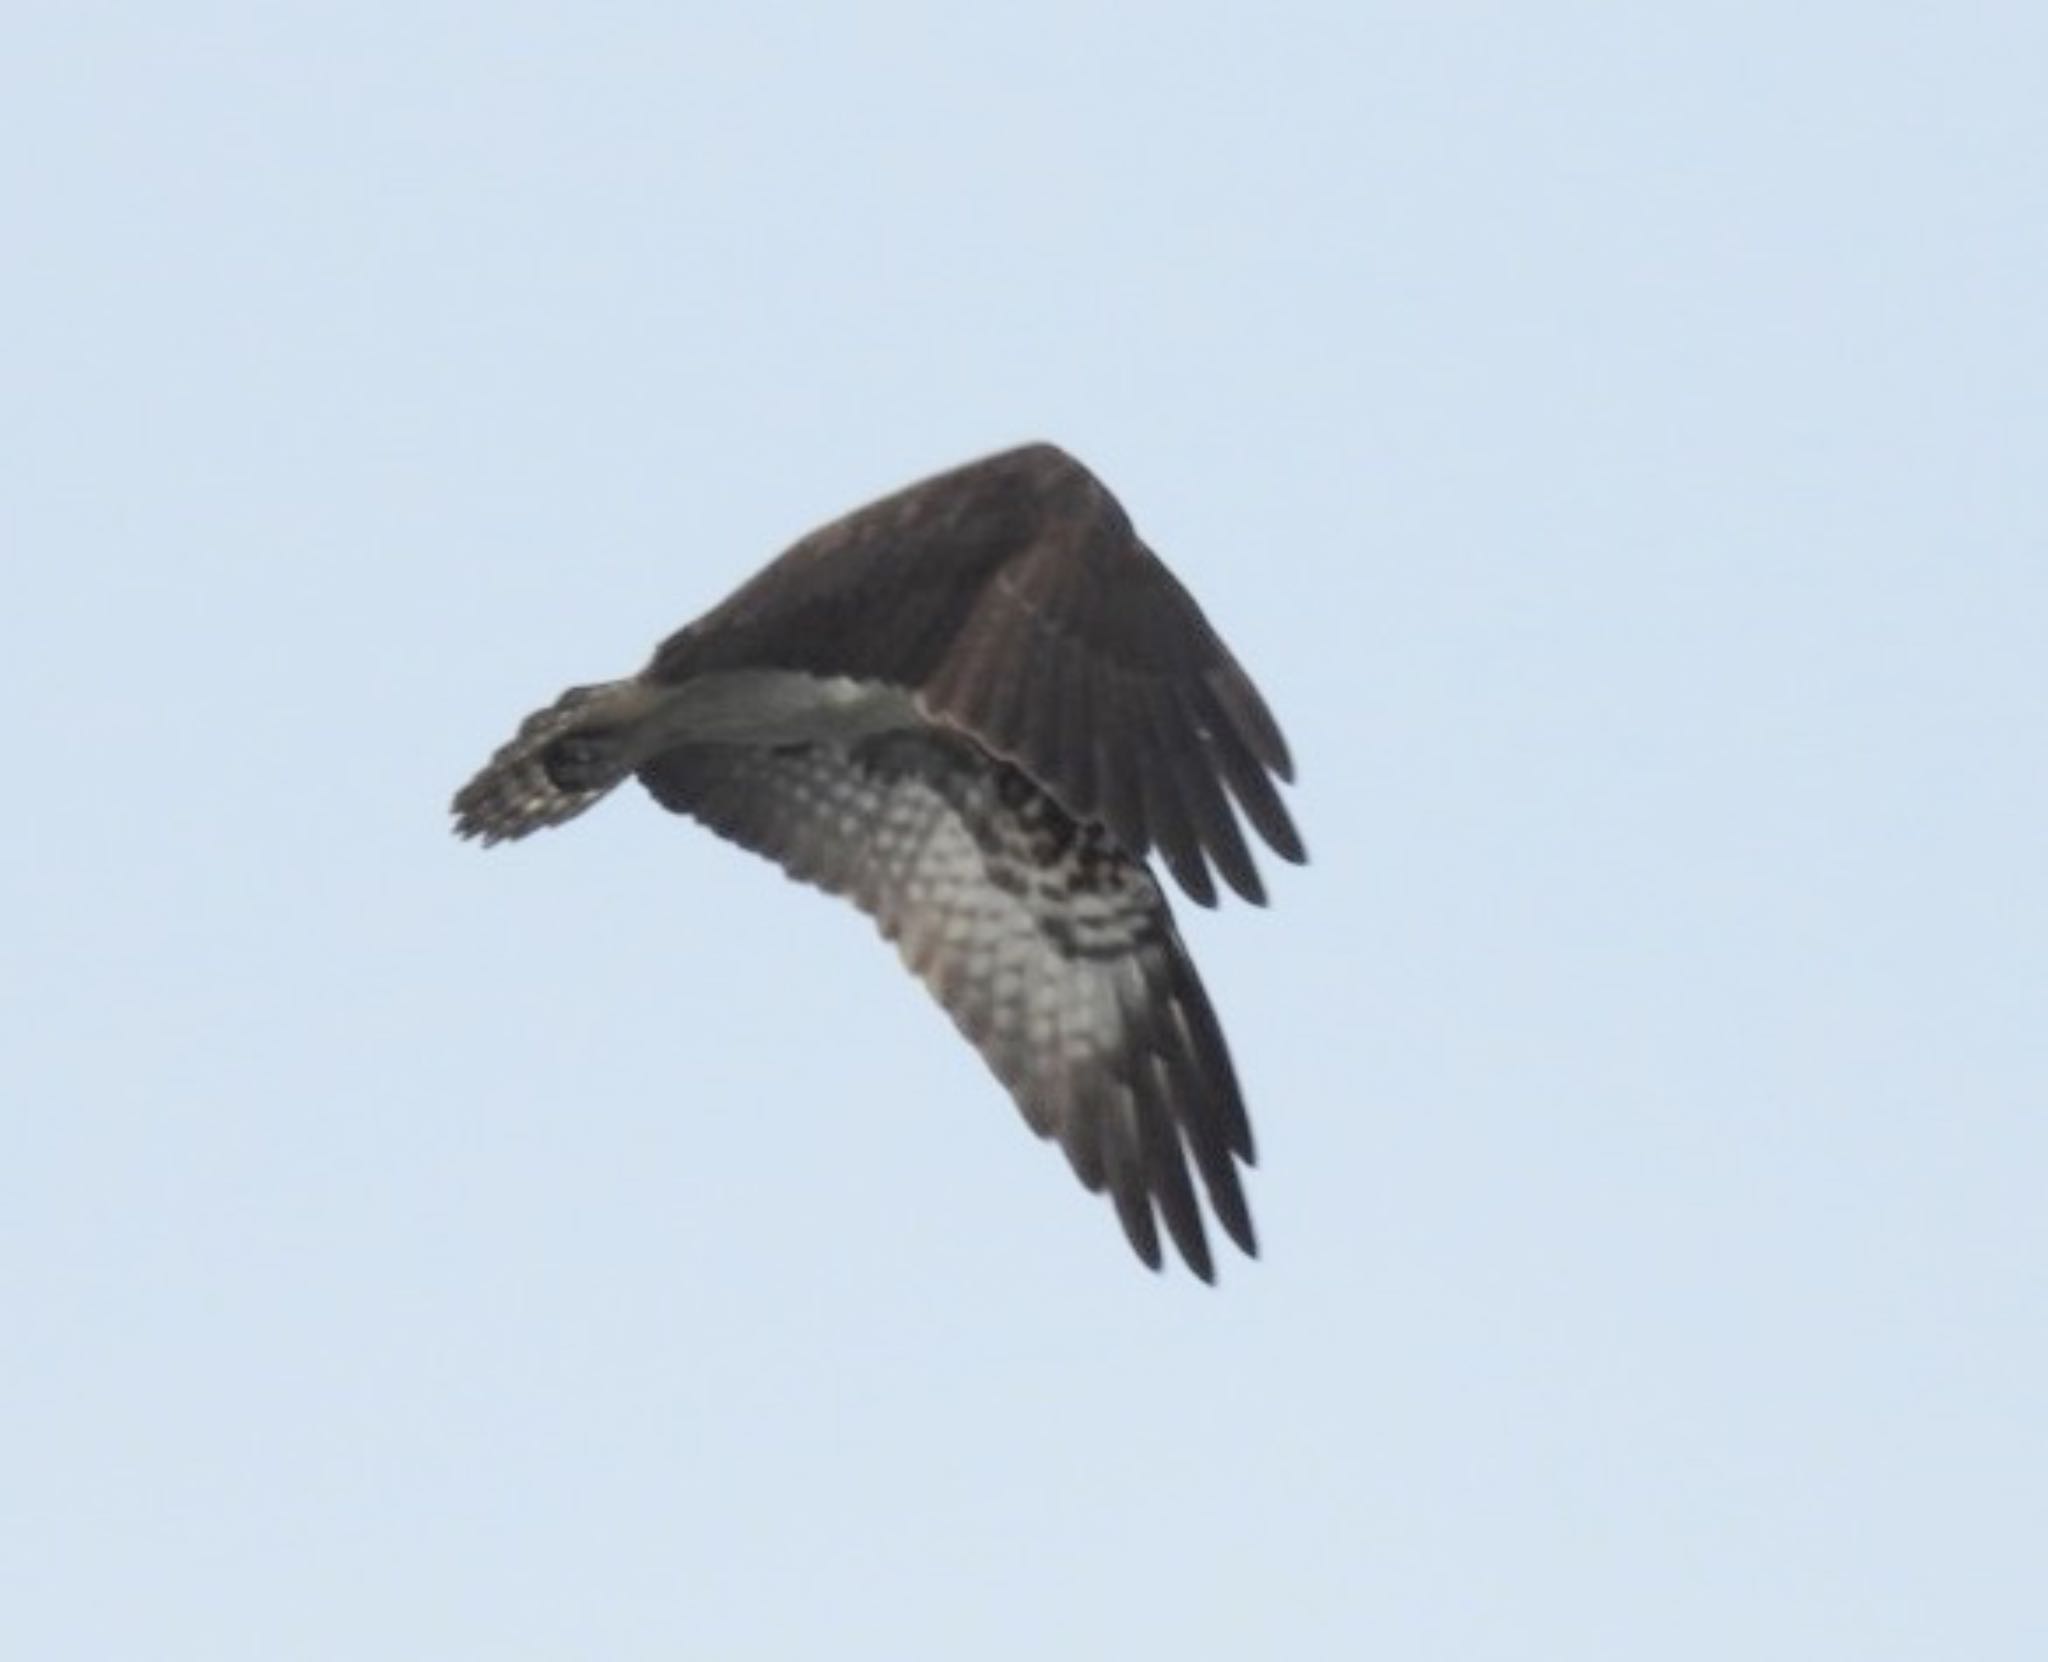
<box><xmin>4</xmin><ymin>4</ymin><xmax>2044</xmax><ymax>1657</ymax></box>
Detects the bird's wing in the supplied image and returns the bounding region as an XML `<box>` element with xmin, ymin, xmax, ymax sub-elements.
<box><xmin>644</xmin><ymin>444</ymin><xmax>1304</xmax><ymax>907</ymax></box>
<box><xmin>638</xmin><ymin>731</ymin><xmax>1258</xmax><ymax>1280</ymax></box>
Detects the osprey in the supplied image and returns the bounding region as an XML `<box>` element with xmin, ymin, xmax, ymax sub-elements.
<box><xmin>452</xmin><ymin>444</ymin><xmax>1304</xmax><ymax>1280</ymax></box>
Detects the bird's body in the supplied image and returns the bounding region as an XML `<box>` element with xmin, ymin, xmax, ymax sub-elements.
<box><xmin>453</xmin><ymin>443</ymin><xmax>1303</xmax><ymax>1280</ymax></box>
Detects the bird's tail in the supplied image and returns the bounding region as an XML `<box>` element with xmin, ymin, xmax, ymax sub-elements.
<box><xmin>451</xmin><ymin>679</ymin><xmax>648</xmax><ymax>844</ymax></box>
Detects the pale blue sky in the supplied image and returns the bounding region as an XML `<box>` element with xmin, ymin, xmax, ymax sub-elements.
<box><xmin>5</xmin><ymin>4</ymin><xmax>2044</xmax><ymax>1657</ymax></box>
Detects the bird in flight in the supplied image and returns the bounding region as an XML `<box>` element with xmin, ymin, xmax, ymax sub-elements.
<box><xmin>452</xmin><ymin>443</ymin><xmax>1304</xmax><ymax>1280</ymax></box>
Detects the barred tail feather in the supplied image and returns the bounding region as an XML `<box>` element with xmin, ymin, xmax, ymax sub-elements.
<box><xmin>451</xmin><ymin>680</ymin><xmax>641</xmax><ymax>844</ymax></box>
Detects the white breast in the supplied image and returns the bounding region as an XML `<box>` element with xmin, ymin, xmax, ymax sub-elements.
<box><xmin>638</xmin><ymin>669</ymin><xmax>923</xmax><ymax>751</ymax></box>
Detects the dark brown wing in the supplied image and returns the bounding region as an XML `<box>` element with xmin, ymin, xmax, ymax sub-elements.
<box><xmin>637</xmin><ymin>731</ymin><xmax>1258</xmax><ymax>1281</ymax></box>
<box><xmin>645</xmin><ymin>444</ymin><xmax>1304</xmax><ymax>907</ymax></box>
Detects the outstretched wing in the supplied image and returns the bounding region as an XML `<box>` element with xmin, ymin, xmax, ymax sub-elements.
<box><xmin>644</xmin><ymin>444</ymin><xmax>1304</xmax><ymax>908</ymax></box>
<box><xmin>637</xmin><ymin>731</ymin><xmax>1258</xmax><ymax>1280</ymax></box>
